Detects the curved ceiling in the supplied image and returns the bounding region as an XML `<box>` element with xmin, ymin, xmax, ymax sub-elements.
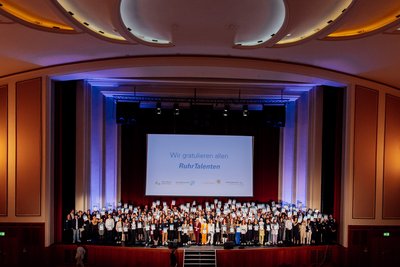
<box><xmin>55</xmin><ymin>0</ymin><xmax>126</xmax><ymax>41</ymax></box>
<box><xmin>0</xmin><ymin>0</ymin><xmax>74</xmax><ymax>31</ymax></box>
<box><xmin>327</xmin><ymin>0</ymin><xmax>400</xmax><ymax>38</ymax></box>
<box><xmin>120</xmin><ymin>0</ymin><xmax>286</xmax><ymax>47</ymax></box>
<box><xmin>276</xmin><ymin>0</ymin><xmax>353</xmax><ymax>45</ymax></box>
<box><xmin>1</xmin><ymin>0</ymin><xmax>400</xmax><ymax>88</ymax></box>
<box><xmin>53</xmin><ymin>0</ymin><xmax>288</xmax><ymax>47</ymax></box>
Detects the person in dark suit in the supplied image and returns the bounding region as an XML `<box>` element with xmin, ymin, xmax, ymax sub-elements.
<box><xmin>72</xmin><ymin>214</ymin><xmax>84</xmax><ymax>243</ymax></box>
<box><xmin>64</xmin><ymin>213</ymin><xmax>73</xmax><ymax>243</ymax></box>
<box><xmin>328</xmin><ymin>214</ymin><xmax>337</xmax><ymax>244</ymax></box>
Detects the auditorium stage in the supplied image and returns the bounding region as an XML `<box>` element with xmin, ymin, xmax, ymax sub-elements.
<box><xmin>51</xmin><ymin>243</ymin><xmax>345</xmax><ymax>267</ymax></box>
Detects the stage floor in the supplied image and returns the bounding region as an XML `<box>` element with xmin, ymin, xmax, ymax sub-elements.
<box><xmin>51</xmin><ymin>242</ymin><xmax>345</xmax><ymax>267</ymax></box>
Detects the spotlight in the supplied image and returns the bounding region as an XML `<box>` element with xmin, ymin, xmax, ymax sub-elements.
<box><xmin>116</xmin><ymin>101</ymin><xmax>139</xmax><ymax>124</ymax></box>
<box><xmin>173</xmin><ymin>103</ymin><xmax>180</xmax><ymax>116</ymax></box>
<box><xmin>223</xmin><ymin>104</ymin><xmax>230</xmax><ymax>117</ymax></box>
<box><xmin>263</xmin><ymin>104</ymin><xmax>286</xmax><ymax>127</ymax></box>
<box><xmin>156</xmin><ymin>102</ymin><xmax>162</xmax><ymax>115</ymax></box>
<box><xmin>242</xmin><ymin>105</ymin><xmax>249</xmax><ymax>117</ymax></box>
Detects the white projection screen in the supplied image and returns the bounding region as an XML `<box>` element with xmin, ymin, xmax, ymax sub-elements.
<box><xmin>145</xmin><ymin>134</ymin><xmax>254</xmax><ymax>196</ymax></box>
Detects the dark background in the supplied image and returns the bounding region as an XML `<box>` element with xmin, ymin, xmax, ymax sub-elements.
<box><xmin>119</xmin><ymin>105</ymin><xmax>281</xmax><ymax>206</ymax></box>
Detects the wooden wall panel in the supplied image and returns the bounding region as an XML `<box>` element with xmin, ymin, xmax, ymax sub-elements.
<box><xmin>348</xmin><ymin>225</ymin><xmax>400</xmax><ymax>266</ymax></box>
<box><xmin>0</xmin><ymin>85</ymin><xmax>7</xmax><ymax>216</ymax></box>
<box><xmin>383</xmin><ymin>94</ymin><xmax>400</xmax><ymax>219</ymax></box>
<box><xmin>352</xmin><ymin>86</ymin><xmax>378</xmax><ymax>219</ymax></box>
<box><xmin>0</xmin><ymin>223</ymin><xmax>45</xmax><ymax>266</ymax></box>
<box><xmin>15</xmin><ymin>78</ymin><xmax>42</xmax><ymax>216</ymax></box>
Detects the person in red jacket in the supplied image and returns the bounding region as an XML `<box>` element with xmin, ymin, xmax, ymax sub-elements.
<box><xmin>194</xmin><ymin>218</ymin><xmax>201</xmax><ymax>245</ymax></box>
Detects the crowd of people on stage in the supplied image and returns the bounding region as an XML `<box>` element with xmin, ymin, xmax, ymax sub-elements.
<box><xmin>64</xmin><ymin>199</ymin><xmax>337</xmax><ymax>247</ymax></box>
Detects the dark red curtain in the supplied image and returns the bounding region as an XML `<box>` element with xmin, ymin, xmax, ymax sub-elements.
<box><xmin>120</xmin><ymin>108</ymin><xmax>280</xmax><ymax>206</ymax></box>
<box><xmin>54</xmin><ymin>81</ymin><xmax>77</xmax><ymax>242</ymax></box>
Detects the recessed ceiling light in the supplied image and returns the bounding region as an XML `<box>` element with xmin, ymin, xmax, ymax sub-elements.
<box><xmin>286</xmin><ymin>33</ymin><xmax>291</xmax><ymax>37</ymax></box>
<box><xmin>278</xmin><ymin>0</ymin><xmax>352</xmax><ymax>44</ymax></box>
<box><xmin>329</xmin><ymin>8</ymin><xmax>400</xmax><ymax>38</ymax></box>
<box><xmin>0</xmin><ymin>2</ymin><xmax>74</xmax><ymax>31</ymax></box>
<box><xmin>57</xmin><ymin>0</ymin><xmax>126</xmax><ymax>41</ymax></box>
<box><xmin>234</xmin><ymin>0</ymin><xmax>285</xmax><ymax>47</ymax></box>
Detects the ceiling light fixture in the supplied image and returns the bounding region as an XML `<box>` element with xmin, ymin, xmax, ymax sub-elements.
<box><xmin>328</xmin><ymin>13</ymin><xmax>400</xmax><ymax>38</ymax></box>
<box><xmin>156</xmin><ymin>102</ymin><xmax>162</xmax><ymax>115</ymax></box>
<box><xmin>234</xmin><ymin>0</ymin><xmax>285</xmax><ymax>47</ymax></box>
<box><xmin>277</xmin><ymin>0</ymin><xmax>352</xmax><ymax>45</ymax></box>
<box><xmin>119</xmin><ymin>0</ymin><xmax>172</xmax><ymax>45</ymax></box>
<box><xmin>223</xmin><ymin>105</ymin><xmax>230</xmax><ymax>117</ymax></box>
<box><xmin>0</xmin><ymin>1</ymin><xmax>74</xmax><ymax>31</ymax></box>
<box><xmin>56</xmin><ymin>0</ymin><xmax>126</xmax><ymax>41</ymax></box>
<box><xmin>173</xmin><ymin>103</ymin><xmax>180</xmax><ymax>116</ymax></box>
<box><xmin>243</xmin><ymin>105</ymin><xmax>249</xmax><ymax>117</ymax></box>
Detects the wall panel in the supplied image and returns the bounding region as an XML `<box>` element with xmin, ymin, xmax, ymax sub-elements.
<box><xmin>352</xmin><ymin>86</ymin><xmax>378</xmax><ymax>219</ymax></box>
<box><xmin>0</xmin><ymin>85</ymin><xmax>7</xmax><ymax>216</ymax></box>
<box><xmin>15</xmin><ymin>78</ymin><xmax>42</xmax><ymax>216</ymax></box>
<box><xmin>348</xmin><ymin>225</ymin><xmax>400</xmax><ymax>266</ymax></box>
<box><xmin>383</xmin><ymin>94</ymin><xmax>400</xmax><ymax>219</ymax></box>
<box><xmin>0</xmin><ymin>223</ymin><xmax>45</xmax><ymax>265</ymax></box>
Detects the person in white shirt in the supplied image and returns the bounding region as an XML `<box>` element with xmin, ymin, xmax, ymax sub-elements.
<box><xmin>207</xmin><ymin>219</ymin><xmax>215</xmax><ymax>245</ymax></box>
<box><xmin>98</xmin><ymin>218</ymin><xmax>105</xmax><ymax>242</ymax></box>
<box><xmin>299</xmin><ymin>220</ymin><xmax>307</xmax><ymax>245</ymax></box>
<box><xmin>240</xmin><ymin>220</ymin><xmax>247</xmax><ymax>245</ymax></box>
<box><xmin>271</xmin><ymin>218</ymin><xmax>279</xmax><ymax>245</ymax></box>
<box><xmin>306</xmin><ymin>219</ymin><xmax>312</xmax><ymax>245</ymax></box>
<box><xmin>115</xmin><ymin>217</ymin><xmax>123</xmax><ymax>244</ymax></box>
<box><xmin>285</xmin><ymin>215</ymin><xmax>293</xmax><ymax>245</ymax></box>
<box><xmin>214</xmin><ymin>219</ymin><xmax>221</xmax><ymax>245</ymax></box>
<box><xmin>221</xmin><ymin>218</ymin><xmax>228</xmax><ymax>244</ymax></box>
<box><xmin>259</xmin><ymin>219</ymin><xmax>265</xmax><ymax>246</ymax></box>
<box><xmin>105</xmin><ymin>214</ymin><xmax>115</xmax><ymax>243</ymax></box>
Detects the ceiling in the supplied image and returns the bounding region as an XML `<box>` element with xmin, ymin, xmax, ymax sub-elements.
<box><xmin>1</xmin><ymin>0</ymin><xmax>400</xmax><ymax>88</ymax></box>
